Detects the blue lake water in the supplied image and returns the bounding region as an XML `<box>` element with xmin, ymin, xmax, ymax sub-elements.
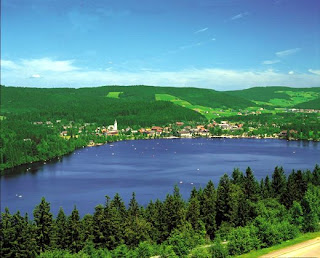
<box><xmin>1</xmin><ymin>138</ymin><xmax>320</xmax><ymax>216</ymax></box>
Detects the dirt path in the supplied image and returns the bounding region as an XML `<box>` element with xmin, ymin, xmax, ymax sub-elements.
<box><xmin>261</xmin><ymin>237</ymin><xmax>320</xmax><ymax>257</ymax></box>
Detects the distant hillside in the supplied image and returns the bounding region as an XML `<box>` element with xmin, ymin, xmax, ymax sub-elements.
<box><xmin>295</xmin><ymin>97</ymin><xmax>320</xmax><ymax>109</ymax></box>
<box><xmin>0</xmin><ymin>86</ymin><xmax>206</xmax><ymax>127</ymax></box>
<box><xmin>1</xmin><ymin>85</ymin><xmax>320</xmax><ymax>126</ymax></box>
<box><xmin>108</xmin><ymin>85</ymin><xmax>254</xmax><ymax>109</ymax></box>
<box><xmin>227</xmin><ymin>86</ymin><xmax>320</xmax><ymax>108</ymax></box>
<box><xmin>0</xmin><ymin>85</ymin><xmax>255</xmax><ymax>124</ymax></box>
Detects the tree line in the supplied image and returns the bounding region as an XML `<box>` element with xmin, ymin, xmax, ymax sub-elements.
<box><xmin>1</xmin><ymin>165</ymin><xmax>320</xmax><ymax>257</ymax></box>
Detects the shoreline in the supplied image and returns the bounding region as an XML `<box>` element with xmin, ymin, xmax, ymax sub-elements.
<box><xmin>2</xmin><ymin>134</ymin><xmax>319</xmax><ymax>175</ymax></box>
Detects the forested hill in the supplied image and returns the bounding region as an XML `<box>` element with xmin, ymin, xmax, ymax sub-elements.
<box><xmin>0</xmin><ymin>85</ymin><xmax>208</xmax><ymax>126</ymax></box>
<box><xmin>0</xmin><ymin>85</ymin><xmax>253</xmax><ymax>120</ymax></box>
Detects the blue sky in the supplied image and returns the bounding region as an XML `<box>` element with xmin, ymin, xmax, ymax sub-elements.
<box><xmin>1</xmin><ymin>0</ymin><xmax>320</xmax><ymax>90</ymax></box>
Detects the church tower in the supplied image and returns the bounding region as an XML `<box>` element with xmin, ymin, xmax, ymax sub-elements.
<box><xmin>114</xmin><ymin>120</ymin><xmax>117</xmax><ymax>131</ymax></box>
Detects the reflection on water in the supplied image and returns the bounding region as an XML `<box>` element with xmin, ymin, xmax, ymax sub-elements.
<box><xmin>1</xmin><ymin>138</ymin><xmax>319</xmax><ymax>216</ymax></box>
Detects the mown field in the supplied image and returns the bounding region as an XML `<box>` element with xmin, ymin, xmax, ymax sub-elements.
<box><xmin>228</xmin><ymin>86</ymin><xmax>320</xmax><ymax>108</ymax></box>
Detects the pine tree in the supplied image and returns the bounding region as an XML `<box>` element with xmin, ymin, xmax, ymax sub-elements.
<box><xmin>244</xmin><ymin>167</ymin><xmax>258</xmax><ymax>201</ymax></box>
<box><xmin>125</xmin><ymin>192</ymin><xmax>152</xmax><ymax>247</ymax></box>
<box><xmin>0</xmin><ymin>208</ymin><xmax>14</xmax><ymax>257</ymax></box>
<box><xmin>92</xmin><ymin>204</ymin><xmax>106</xmax><ymax>248</ymax></box>
<box><xmin>128</xmin><ymin>192</ymin><xmax>139</xmax><ymax>218</ymax></box>
<box><xmin>55</xmin><ymin>207</ymin><xmax>68</xmax><ymax>249</ymax></box>
<box><xmin>67</xmin><ymin>206</ymin><xmax>83</xmax><ymax>253</ymax></box>
<box><xmin>231</xmin><ymin>168</ymin><xmax>244</xmax><ymax>186</ymax></box>
<box><xmin>199</xmin><ymin>180</ymin><xmax>217</xmax><ymax>238</ymax></box>
<box><xmin>163</xmin><ymin>185</ymin><xmax>186</xmax><ymax>238</ymax></box>
<box><xmin>263</xmin><ymin>175</ymin><xmax>272</xmax><ymax>198</ymax></box>
<box><xmin>271</xmin><ymin>166</ymin><xmax>287</xmax><ymax>201</ymax></box>
<box><xmin>216</xmin><ymin>174</ymin><xmax>231</xmax><ymax>226</ymax></box>
<box><xmin>33</xmin><ymin>197</ymin><xmax>53</xmax><ymax>252</ymax></box>
<box><xmin>312</xmin><ymin>164</ymin><xmax>320</xmax><ymax>186</ymax></box>
<box><xmin>145</xmin><ymin>199</ymin><xmax>164</xmax><ymax>243</ymax></box>
<box><xmin>186</xmin><ymin>191</ymin><xmax>202</xmax><ymax>231</ymax></box>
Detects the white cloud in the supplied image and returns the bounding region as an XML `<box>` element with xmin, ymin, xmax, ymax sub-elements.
<box><xmin>21</xmin><ymin>58</ymin><xmax>79</xmax><ymax>72</ymax></box>
<box><xmin>1</xmin><ymin>60</ymin><xmax>20</xmax><ymax>69</ymax></box>
<box><xmin>195</xmin><ymin>27</ymin><xmax>208</xmax><ymax>33</ymax></box>
<box><xmin>308</xmin><ymin>69</ymin><xmax>320</xmax><ymax>75</ymax></box>
<box><xmin>30</xmin><ymin>74</ymin><xmax>41</xmax><ymax>78</ymax></box>
<box><xmin>211</xmin><ymin>38</ymin><xmax>216</xmax><ymax>41</ymax></box>
<box><xmin>262</xmin><ymin>60</ymin><xmax>281</xmax><ymax>65</ymax></box>
<box><xmin>2</xmin><ymin>58</ymin><xmax>320</xmax><ymax>90</ymax></box>
<box><xmin>288</xmin><ymin>71</ymin><xmax>294</xmax><ymax>75</ymax></box>
<box><xmin>276</xmin><ymin>48</ymin><xmax>301</xmax><ymax>57</ymax></box>
<box><xmin>230</xmin><ymin>12</ymin><xmax>249</xmax><ymax>20</ymax></box>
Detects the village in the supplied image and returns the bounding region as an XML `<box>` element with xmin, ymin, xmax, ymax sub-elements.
<box><xmin>29</xmin><ymin>108</ymin><xmax>320</xmax><ymax>147</ymax></box>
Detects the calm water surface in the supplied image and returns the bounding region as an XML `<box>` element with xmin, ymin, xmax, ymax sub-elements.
<box><xmin>1</xmin><ymin>138</ymin><xmax>320</xmax><ymax>216</ymax></box>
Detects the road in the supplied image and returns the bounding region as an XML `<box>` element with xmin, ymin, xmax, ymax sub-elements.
<box><xmin>261</xmin><ymin>237</ymin><xmax>320</xmax><ymax>257</ymax></box>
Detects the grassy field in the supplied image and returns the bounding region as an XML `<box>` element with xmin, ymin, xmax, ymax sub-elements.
<box><xmin>229</xmin><ymin>87</ymin><xmax>320</xmax><ymax>108</ymax></box>
<box><xmin>236</xmin><ymin>231</ymin><xmax>320</xmax><ymax>258</ymax></box>
<box><xmin>155</xmin><ymin>93</ymin><xmax>241</xmax><ymax>120</ymax></box>
<box><xmin>106</xmin><ymin>92</ymin><xmax>122</xmax><ymax>98</ymax></box>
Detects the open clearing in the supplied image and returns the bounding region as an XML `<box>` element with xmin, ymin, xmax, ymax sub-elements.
<box><xmin>106</xmin><ymin>92</ymin><xmax>122</xmax><ymax>98</ymax></box>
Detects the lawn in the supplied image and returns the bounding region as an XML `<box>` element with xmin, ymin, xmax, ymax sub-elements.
<box><xmin>106</xmin><ymin>92</ymin><xmax>122</xmax><ymax>98</ymax></box>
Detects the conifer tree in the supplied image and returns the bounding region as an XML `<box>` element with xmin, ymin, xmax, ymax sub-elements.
<box><xmin>263</xmin><ymin>175</ymin><xmax>272</xmax><ymax>198</ymax></box>
<box><xmin>92</xmin><ymin>204</ymin><xmax>106</xmax><ymax>248</ymax></box>
<box><xmin>199</xmin><ymin>180</ymin><xmax>217</xmax><ymax>238</ymax></box>
<box><xmin>231</xmin><ymin>168</ymin><xmax>244</xmax><ymax>186</ymax></box>
<box><xmin>216</xmin><ymin>174</ymin><xmax>231</xmax><ymax>226</ymax></box>
<box><xmin>163</xmin><ymin>185</ymin><xmax>186</xmax><ymax>238</ymax></box>
<box><xmin>55</xmin><ymin>207</ymin><xmax>68</xmax><ymax>249</ymax></box>
<box><xmin>33</xmin><ymin>197</ymin><xmax>53</xmax><ymax>252</ymax></box>
<box><xmin>244</xmin><ymin>167</ymin><xmax>258</xmax><ymax>201</ymax></box>
<box><xmin>312</xmin><ymin>164</ymin><xmax>320</xmax><ymax>186</ymax></box>
<box><xmin>0</xmin><ymin>208</ymin><xmax>14</xmax><ymax>257</ymax></box>
<box><xmin>186</xmin><ymin>191</ymin><xmax>202</xmax><ymax>231</ymax></box>
<box><xmin>128</xmin><ymin>192</ymin><xmax>139</xmax><ymax>218</ymax></box>
<box><xmin>271</xmin><ymin>166</ymin><xmax>287</xmax><ymax>201</ymax></box>
<box><xmin>67</xmin><ymin>206</ymin><xmax>83</xmax><ymax>253</ymax></box>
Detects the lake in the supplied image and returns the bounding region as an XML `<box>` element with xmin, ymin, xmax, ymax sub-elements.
<box><xmin>1</xmin><ymin>138</ymin><xmax>320</xmax><ymax>216</ymax></box>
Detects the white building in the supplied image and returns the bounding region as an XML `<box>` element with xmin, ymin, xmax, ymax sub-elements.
<box><xmin>108</xmin><ymin>120</ymin><xmax>117</xmax><ymax>131</ymax></box>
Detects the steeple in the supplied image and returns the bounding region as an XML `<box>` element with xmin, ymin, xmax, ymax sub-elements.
<box><xmin>114</xmin><ymin>119</ymin><xmax>117</xmax><ymax>131</ymax></box>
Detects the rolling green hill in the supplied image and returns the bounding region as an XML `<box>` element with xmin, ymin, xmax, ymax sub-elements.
<box><xmin>227</xmin><ymin>86</ymin><xmax>320</xmax><ymax>108</ymax></box>
<box><xmin>1</xmin><ymin>85</ymin><xmax>320</xmax><ymax>126</ymax></box>
<box><xmin>0</xmin><ymin>86</ymin><xmax>207</xmax><ymax>127</ymax></box>
<box><xmin>295</xmin><ymin>97</ymin><xmax>320</xmax><ymax>109</ymax></box>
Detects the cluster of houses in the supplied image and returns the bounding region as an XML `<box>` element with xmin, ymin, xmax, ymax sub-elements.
<box><xmin>86</xmin><ymin>120</ymin><xmax>244</xmax><ymax>138</ymax></box>
<box><xmin>287</xmin><ymin>108</ymin><xmax>320</xmax><ymax>113</ymax></box>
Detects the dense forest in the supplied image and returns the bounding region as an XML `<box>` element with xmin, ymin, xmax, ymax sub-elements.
<box><xmin>1</xmin><ymin>165</ymin><xmax>320</xmax><ymax>257</ymax></box>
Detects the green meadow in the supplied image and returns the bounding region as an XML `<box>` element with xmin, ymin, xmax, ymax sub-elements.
<box><xmin>106</xmin><ymin>91</ymin><xmax>122</xmax><ymax>98</ymax></box>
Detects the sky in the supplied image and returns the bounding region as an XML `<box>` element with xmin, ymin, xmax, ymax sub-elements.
<box><xmin>1</xmin><ymin>0</ymin><xmax>320</xmax><ymax>90</ymax></box>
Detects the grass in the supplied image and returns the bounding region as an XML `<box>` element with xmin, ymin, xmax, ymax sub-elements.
<box><xmin>155</xmin><ymin>94</ymin><xmax>241</xmax><ymax>120</ymax></box>
<box><xmin>0</xmin><ymin>115</ymin><xmax>6</xmax><ymax>120</ymax></box>
<box><xmin>252</xmin><ymin>91</ymin><xmax>319</xmax><ymax>108</ymax></box>
<box><xmin>236</xmin><ymin>231</ymin><xmax>320</xmax><ymax>258</ymax></box>
<box><xmin>261</xmin><ymin>91</ymin><xmax>319</xmax><ymax>108</ymax></box>
<box><xmin>106</xmin><ymin>92</ymin><xmax>122</xmax><ymax>98</ymax></box>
